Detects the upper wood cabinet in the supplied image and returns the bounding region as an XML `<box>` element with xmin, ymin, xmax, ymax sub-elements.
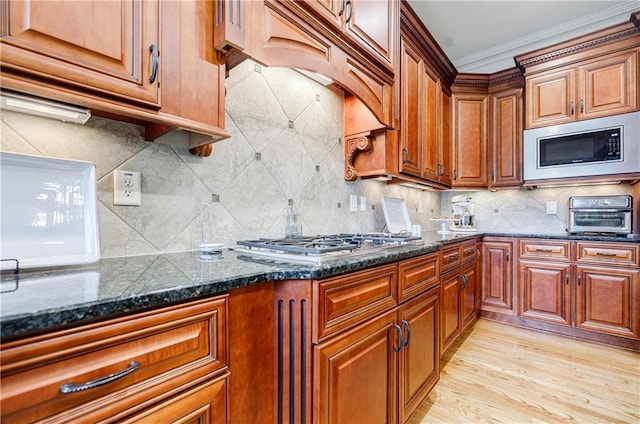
<box><xmin>398</xmin><ymin>37</ymin><xmax>424</xmax><ymax>178</ymax></box>
<box><xmin>489</xmin><ymin>87</ymin><xmax>522</xmax><ymax>188</ymax></box>
<box><xmin>298</xmin><ymin>0</ymin><xmax>396</xmax><ymax>73</ymax></box>
<box><xmin>1</xmin><ymin>0</ymin><xmax>160</xmax><ymax>107</ymax></box>
<box><xmin>525</xmin><ymin>49</ymin><xmax>638</xmax><ymax>128</ymax></box>
<box><xmin>451</xmin><ymin>92</ymin><xmax>489</xmax><ymax>187</ymax></box>
<box><xmin>1</xmin><ymin>0</ymin><xmax>230</xmax><ymax>152</ymax></box>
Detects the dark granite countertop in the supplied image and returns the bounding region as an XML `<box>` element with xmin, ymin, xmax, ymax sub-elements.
<box><xmin>2</xmin><ymin>231</ymin><xmax>637</xmax><ymax>341</ymax></box>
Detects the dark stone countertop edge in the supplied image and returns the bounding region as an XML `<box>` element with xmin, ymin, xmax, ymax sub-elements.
<box><xmin>3</xmin><ymin>231</ymin><xmax>637</xmax><ymax>341</ymax></box>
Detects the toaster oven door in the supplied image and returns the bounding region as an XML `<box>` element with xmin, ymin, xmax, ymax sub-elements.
<box><xmin>569</xmin><ymin>210</ymin><xmax>632</xmax><ymax>234</ymax></box>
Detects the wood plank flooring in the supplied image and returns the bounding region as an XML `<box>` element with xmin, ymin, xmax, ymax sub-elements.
<box><xmin>407</xmin><ymin>319</ymin><xmax>640</xmax><ymax>424</ymax></box>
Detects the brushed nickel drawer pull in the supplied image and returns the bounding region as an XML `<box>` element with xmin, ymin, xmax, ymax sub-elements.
<box><xmin>393</xmin><ymin>324</ymin><xmax>404</xmax><ymax>352</ymax></box>
<box><xmin>59</xmin><ymin>361</ymin><xmax>140</xmax><ymax>394</ymax></box>
<box><xmin>401</xmin><ymin>320</ymin><xmax>411</xmax><ymax>347</ymax></box>
<box><xmin>595</xmin><ymin>252</ymin><xmax>618</xmax><ymax>257</ymax></box>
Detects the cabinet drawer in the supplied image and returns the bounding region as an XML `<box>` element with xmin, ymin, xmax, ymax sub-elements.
<box><xmin>461</xmin><ymin>241</ymin><xmax>478</xmax><ymax>264</ymax></box>
<box><xmin>519</xmin><ymin>239</ymin><xmax>572</xmax><ymax>261</ymax></box>
<box><xmin>313</xmin><ymin>264</ymin><xmax>397</xmax><ymax>342</ymax></box>
<box><xmin>0</xmin><ymin>297</ymin><xmax>227</xmax><ymax>424</ymax></box>
<box><xmin>441</xmin><ymin>245</ymin><xmax>462</xmax><ymax>273</ymax></box>
<box><xmin>398</xmin><ymin>253</ymin><xmax>440</xmax><ymax>303</ymax></box>
<box><xmin>576</xmin><ymin>242</ymin><xmax>639</xmax><ymax>267</ymax></box>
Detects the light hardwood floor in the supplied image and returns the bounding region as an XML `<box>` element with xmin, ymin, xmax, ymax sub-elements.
<box><xmin>407</xmin><ymin>319</ymin><xmax>640</xmax><ymax>424</ymax></box>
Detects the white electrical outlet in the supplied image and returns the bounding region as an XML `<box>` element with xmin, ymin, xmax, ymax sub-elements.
<box><xmin>350</xmin><ymin>194</ymin><xmax>358</xmax><ymax>212</ymax></box>
<box><xmin>360</xmin><ymin>196</ymin><xmax>366</xmax><ymax>211</ymax></box>
<box><xmin>114</xmin><ymin>170</ymin><xmax>141</xmax><ymax>206</ymax></box>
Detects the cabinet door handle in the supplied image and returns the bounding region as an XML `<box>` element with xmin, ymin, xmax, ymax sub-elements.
<box><xmin>60</xmin><ymin>361</ymin><xmax>140</xmax><ymax>394</ymax></box>
<box><xmin>580</xmin><ymin>99</ymin><xmax>584</xmax><ymax>113</ymax></box>
<box><xmin>476</xmin><ymin>248</ymin><xmax>481</xmax><ymax>260</ymax></box>
<box><xmin>596</xmin><ymin>252</ymin><xmax>617</xmax><ymax>257</ymax></box>
<box><xmin>401</xmin><ymin>320</ymin><xmax>411</xmax><ymax>347</ymax></box>
<box><xmin>338</xmin><ymin>0</ymin><xmax>346</xmax><ymax>16</ymax></box>
<box><xmin>402</xmin><ymin>148</ymin><xmax>408</xmax><ymax>164</ymax></box>
<box><xmin>393</xmin><ymin>324</ymin><xmax>404</xmax><ymax>352</ymax></box>
<box><xmin>566</xmin><ymin>274</ymin><xmax>570</xmax><ymax>285</ymax></box>
<box><xmin>345</xmin><ymin>0</ymin><xmax>353</xmax><ymax>23</ymax></box>
<box><xmin>577</xmin><ymin>274</ymin><xmax>581</xmax><ymax>286</ymax></box>
<box><xmin>570</xmin><ymin>101</ymin><xmax>575</xmax><ymax>115</ymax></box>
<box><xmin>453</xmin><ymin>169</ymin><xmax>458</xmax><ymax>181</ymax></box>
<box><xmin>506</xmin><ymin>251</ymin><xmax>510</xmax><ymax>262</ymax></box>
<box><xmin>149</xmin><ymin>44</ymin><xmax>159</xmax><ymax>83</ymax></box>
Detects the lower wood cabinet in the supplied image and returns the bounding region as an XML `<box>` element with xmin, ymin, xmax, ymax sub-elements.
<box><xmin>0</xmin><ymin>297</ymin><xmax>228</xmax><ymax>424</ymax></box>
<box><xmin>480</xmin><ymin>238</ymin><xmax>514</xmax><ymax>314</ymax></box>
<box><xmin>515</xmin><ymin>239</ymin><xmax>640</xmax><ymax>348</ymax></box>
<box><xmin>440</xmin><ymin>241</ymin><xmax>480</xmax><ymax>356</ymax></box>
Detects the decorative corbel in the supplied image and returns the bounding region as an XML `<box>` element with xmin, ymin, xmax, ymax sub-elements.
<box><xmin>345</xmin><ymin>135</ymin><xmax>373</xmax><ymax>181</ymax></box>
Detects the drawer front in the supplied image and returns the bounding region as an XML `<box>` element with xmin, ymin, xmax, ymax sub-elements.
<box><xmin>576</xmin><ymin>242</ymin><xmax>639</xmax><ymax>267</ymax></box>
<box><xmin>313</xmin><ymin>264</ymin><xmax>397</xmax><ymax>342</ymax></box>
<box><xmin>398</xmin><ymin>253</ymin><xmax>440</xmax><ymax>303</ymax></box>
<box><xmin>1</xmin><ymin>297</ymin><xmax>227</xmax><ymax>424</ymax></box>
<box><xmin>441</xmin><ymin>245</ymin><xmax>462</xmax><ymax>273</ymax></box>
<box><xmin>519</xmin><ymin>239</ymin><xmax>572</xmax><ymax>261</ymax></box>
<box><xmin>461</xmin><ymin>241</ymin><xmax>478</xmax><ymax>264</ymax></box>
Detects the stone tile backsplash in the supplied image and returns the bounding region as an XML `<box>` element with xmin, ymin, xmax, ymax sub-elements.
<box><xmin>0</xmin><ymin>59</ymin><xmax>632</xmax><ymax>259</ymax></box>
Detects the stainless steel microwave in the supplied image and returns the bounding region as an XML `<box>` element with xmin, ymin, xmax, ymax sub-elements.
<box><xmin>523</xmin><ymin>111</ymin><xmax>640</xmax><ymax>181</ymax></box>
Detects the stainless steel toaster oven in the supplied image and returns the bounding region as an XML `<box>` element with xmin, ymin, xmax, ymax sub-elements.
<box><xmin>568</xmin><ymin>195</ymin><xmax>632</xmax><ymax>235</ymax></box>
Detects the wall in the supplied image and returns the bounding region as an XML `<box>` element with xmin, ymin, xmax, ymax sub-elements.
<box><xmin>0</xmin><ymin>60</ymin><xmax>439</xmax><ymax>259</ymax></box>
<box><xmin>440</xmin><ymin>184</ymin><xmax>632</xmax><ymax>233</ymax></box>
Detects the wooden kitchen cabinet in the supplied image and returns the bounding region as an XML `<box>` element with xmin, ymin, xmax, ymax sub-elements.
<box><xmin>489</xmin><ymin>87</ymin><xmax>522</xmax><ymax>188</ymax></box>
<box><xmin>398</xmin><ymin>37</ymin><xmax>424</xmax><ymax>177</ymax></box>
<box><xmin>297</xmin><ymin>0</ymin><xmax>396</xmax><ymax>74</ymax></box>
<box><xmin>451</xmin><ymin>93</ymin><xmax>489</xmax><ymax>187</ymax></box>
<box><xmin>525</xmin><ymin>48</ymin><xmax>638</xmax><ymax>128</ymax></box>
<box><xmin>440</xmin><ymin>240</ymin><xmax>480</xmax><ymax>356</ymax></box>
<box><xmin>1</xmin><ymin>0</ymin><xmax>230</xmax><ymax>149</ymax></box>
<box><xmin>518</xmin><ymin>260</ymin><xmax>572</xmax><ymax>326</ymax></box>
<box><xmin>480</xmin><ymin>238</ymin><xmax>515</xmax><ymax>315</ymax></box>
<box><xmin>1</xmin><ymin>0</ymin><xmax>160</xmax><ymax>107</ymax></box>
<box><xmin>515</xmin><ymin>239</ymin><xmax>640</xmax><ymax>347</ymax></box>
<box><xmin>0</xmin><ymin>297</ymin><xmax>228</xmax><ymax>424</ymax></box>
<box><xmin>315</xmin><ymin>309</ymin><xmax>399</xmax><ymax>424</ymax></box>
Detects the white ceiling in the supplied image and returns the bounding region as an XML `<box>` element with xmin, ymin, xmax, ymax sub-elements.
<box><xmin>406</xmin><ymin>0</ymin><xmax>640</xmax><ymax>73</ymax></box>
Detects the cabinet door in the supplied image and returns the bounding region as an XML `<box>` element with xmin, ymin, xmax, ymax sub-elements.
<box><xmin>575</xmin><ymin>265</ymin><xmax>640</xmax><ymax>340</ymax></box>
<box><xmin>421</xmin><ymin>67</ymin><xmax>439</xmax><ymax>182</ymax></box>
<box><xmin>1</xmin><ymin>0</ymin><xmax>160</xmax><ymax>107</ymax></box>
<box><xmin>398</xmin><ymin>288</ymin><xmax>439</xmax><ymax>423</ymax></box>
<box><xmin>518</xmin><ymin>260</ymin><xmax>572</xmax><ymax>326</ymax></box>
<box><xmin>481</xmin><ymin>241</ymin><xmax>513</xmax><ymax>314</ymax></box>
<box><xmin>399</xmin><ymin>37</ymin><xmax>423</xmax><ymax>177</ymax></box>
<box><xmin>440</xmin><ymin>271</ymin><xmax>460</xmax><ymax>356</ymax></box>
<box><xmin>314</xmin><ymin>310</ymin><xmax>398</xmax><ymax>424</ymax></box>
<box><xmin>525</xmin><ymin>68</ymin><xmax>575</xmax><ymax>128</ymax></box>
<box><xmin>451</xmin><ymin>93</ymin><xmax>488</xmax><ymax>187</ymax></box>
<box><xmin>120</xmin><ymin>376</ymin><xmax>227</xmax><ymax>424</ymax></box>
<box><xmin>438</xmin><ymin>85</ymin><xmax>452</xmax><ymax>186</ymax></box>
<box><xmin>578</xmin><ymin>50</ymin><xmax>638</xmax><ymax>120</ymax></box>
<box><xmin>460</xmin><ymin>260</ymin><xmax>478</xmax><ymax>331</ymax></box>
<box><xmin>343</xmin><ymin>0</ymin><xmax>396</xmax><ymax>72</ymax></box>
<box><xmin>490</xmin><ymin>88</ymin><xmax>522</xmax><ymax>188</ymax></box>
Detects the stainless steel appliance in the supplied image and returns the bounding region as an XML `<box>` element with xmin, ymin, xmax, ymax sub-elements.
<box><xmin>235</xmin><ymin>233</ymin><xmax>423</xmax><ymax>264</ymax></box>
<box><xmin>568</xmin><ymin>195</ymin><xmax>632</xmax><ymax>235</ymax></box>
<box><xmin>523</xmin><ymin>111</ymin><xmax>640</xmax><ymax>181</ymax></box>
<box><xmin>450</xmin><ymin>195</ymin><xmax>476</xmax><ymax>232</ymax></box>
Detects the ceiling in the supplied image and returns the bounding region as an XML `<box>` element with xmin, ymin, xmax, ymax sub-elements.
<box><xmin>406</xmin><ymin>0</ymin><xmax>640</xmax><ymax>74</ymax></box>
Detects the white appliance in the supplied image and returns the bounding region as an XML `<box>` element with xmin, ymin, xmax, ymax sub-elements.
<box><xmin>450</xmin><ymin>195</ymin><xmax>476</xmax><ymax>233</ymax></box>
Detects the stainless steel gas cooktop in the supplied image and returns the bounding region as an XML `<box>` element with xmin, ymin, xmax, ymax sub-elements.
<box><xmin>235</xmin><ymin>233</ymin><xmax>423</xmax><ymax>264</ymax></box>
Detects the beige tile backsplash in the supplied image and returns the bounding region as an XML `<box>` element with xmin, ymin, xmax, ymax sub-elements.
<box><xmin>0</xmin><ymin>60</ymin><xmax>631</xmax><ymax>258</ymax></box>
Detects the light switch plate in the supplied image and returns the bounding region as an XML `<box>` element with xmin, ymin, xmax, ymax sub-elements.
<box><xmin>545</xmin><ymin>201</ymin><xmax>557</xmax><ymax>215</ymax></box>
<box><xmin>350</xmin><ymin>194</ymin><xmax>358</xmax><ymax>212</ymax></box>
<box><xmin>360</xmin><ymin>196</ymin><xmax>366</xmax><ymax>211</ymax></box>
